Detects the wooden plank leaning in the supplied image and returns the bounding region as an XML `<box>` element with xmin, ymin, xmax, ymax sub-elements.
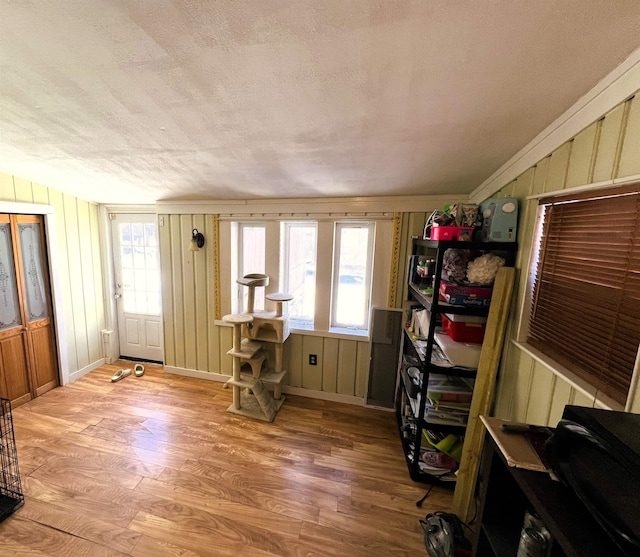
<box><xmin>451</xmin><ymin>265</ymin><xmax>516</xmax><ymax>522</ymax></box>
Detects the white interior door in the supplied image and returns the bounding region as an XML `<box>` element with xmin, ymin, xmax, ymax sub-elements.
<box><xmin>111</xmin><ymin>214</ymin><xmax>163</xmax><ymax>362</ymax></box>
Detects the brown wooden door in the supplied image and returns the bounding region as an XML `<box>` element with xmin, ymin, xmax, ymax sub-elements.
<box><xmin>0</xmin><ymin>214</ymin><xmax>58</xmax><ymax>407</ymax></box>
<box><xmin>0</xmin><ymin>215</ymin><xmax>32</xmax><ymax>406</ymax></box>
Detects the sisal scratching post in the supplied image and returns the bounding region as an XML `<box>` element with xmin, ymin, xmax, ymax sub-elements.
<box><xmin>222</xmin><ymin>313</ymin><xmax>254</xmax><ymax>410</ymax></box>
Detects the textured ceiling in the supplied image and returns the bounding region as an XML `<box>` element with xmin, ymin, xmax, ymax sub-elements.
<box><xmin>1</xmin><ymin>1</ymin><xmax>640</xmax><ymax>205</ymax></box>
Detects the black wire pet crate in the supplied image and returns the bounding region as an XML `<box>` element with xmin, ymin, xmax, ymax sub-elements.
<box><xmin>0</xmin><ymin>398</ymin><xmax>24</xmax><ymax>522</ymax></box>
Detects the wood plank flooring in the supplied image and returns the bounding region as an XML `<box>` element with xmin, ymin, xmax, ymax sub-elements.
<box><xmin>0</xmin><ymin>361</ymin><xmax>453</xmax><ymax>556</ymax></box>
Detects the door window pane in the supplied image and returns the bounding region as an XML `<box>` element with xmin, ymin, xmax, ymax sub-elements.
<box><xmin>144</xmin><ymin>223</ymin><xmax>158</xmax><ymax>246</ymax></box>
<box><xmin>145</xmin><ymin>247</ymin><xmax>158</xmax><ymax>269</ymax></box>
<box><xmin>131</xmin><ymin>223</ymin><xmax>144</xmax><ymax>245</ymax></box>
<box><xmin>120</xmin><ymin>246</ymin><xmax>133</xmax><ymax>269</ymax></box>
<box><xmin>133</xmin><ymin>246</ymin><xmax>145</xmax><ymax>269</ymax></box>
<box><xmin>0</xmin><ymin>224</ymin><xmax>21</xmax><ymax>330</ymax></box>
<box><xmin>118</xmin><ymin>222</ymin><xmax>160</xmax><ymax>316</ymax></box>
<box><xmin>18</xmin><ymin>223</ymin><xmax>48</xmax><ymax>321</ymax></box>
<box><xmin>120</xmin><ymin>223</ymin><xmax>131</xmax><ymax>245</ymax></box>
<box><xmin>282</xmin><ymin>223</ymin><xmax>316</xmax><ymax>327</ymax></box>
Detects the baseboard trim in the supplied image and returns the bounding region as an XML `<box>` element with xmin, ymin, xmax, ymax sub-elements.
<box><xmin>164</xmin><ymin>365</ymin><xmax>231</xmax><ymax>384</ymax></box>
<box><xmin>282</xmin><ymin>385</ymin><xmax>364</xmax><ymax>406</ymax></box>
<box><xmin>163</xmin><ymin>365</ymin><xmax>365</xmax><ymax>406</ymax></box>
<box><xmin>68</xmin><ymin>358</ymin><xmax>106</xmax><ymax>384</ymax></box>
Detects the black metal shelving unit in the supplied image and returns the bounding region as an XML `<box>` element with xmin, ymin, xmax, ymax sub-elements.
<box><xmin>396</xmin><ymin>238</ymin><xmax>517</xmax><ymax>485</ymax></box>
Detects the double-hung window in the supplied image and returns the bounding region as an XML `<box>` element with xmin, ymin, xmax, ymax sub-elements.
<box><xmin>331</xmin><ymin>222</ymin><xmax>375</xmax><ymax>331</ymax></box>
<box><xmin>237</xmin><ymin>223</ymin><xmax>266</xmax><ymax>312</ymax></box>
<box><xmin>281</xmin><ymin>222</ymin><xmax>317</xmax><ymax>329</ymax></box>
<box><xmin>232</xmin><ymin>218</ymin><xmax>376</xmax><ymax>336</ymax></box>
<box><xmin>527</xmin><ymin>185</ymin><xmax>640</xmax><ymax>405</ymax></box>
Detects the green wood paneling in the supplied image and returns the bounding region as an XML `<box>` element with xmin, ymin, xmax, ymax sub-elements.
<box><xmin>13</xmin><ymin>177</ymin><xmax>33</xmax><ymax>202</ymax></box>
<box><xmin>566</xmin><ymin>123</ymin><xmax>597</xmax><ymax>188</ymax></box>
<box><xmin>48</xmin><ymin>189</ymin><xmax>78</xmax><ymax>372</ymax></box>
<box><xmin>618</xmin><ymin>95</ymin><xmax>640</xmax><ymax>178</ymax></box>
<box><xmin>544</xmin><ymin>142</ymin><xmax>570</xmax><ymax>193</ymax></box>
<box><xmin>488</xmin><ymin>90</ymin><xmax>640</xmax><ymax>421</ymax></box>
<box><xmin>571</xmin><ymin>390</ymin><xmax>594</xmax><ymax>408</ymax></box>
<box><xmin>159</xmin><ymin>214</ymin><xmax>175</xmax><ymax>366</ymax></box>
<box><xmin>63</xmin><ymin>194</ymin><xmax>90</xmax><ymax>369</ymax></box>
<box><xmin>287</xmin><ymin>334</ymin><xmax>303</xmax><ymax>387</ymax></box>
<box><xmin>512</xmin><ymin>198</ymin><xmax>539</xmax><ymax>323</ymax></box>
<box><xmin>191</xmin><ymin>214</ymin><xmax>209</xmax><ymax>371</ymax></box>
<box><xmin>32</xmin><ymin>182</ymin><xmax>49</xmax><ymax>204</ymax></box>
<box><xmin>209</xmin><ymin>322</ymin><xmax>222</xmax><ymax>374</ymax></box>
<box><xmin>0</xmin><ymin>172</ymin><xmax>104</xmax><ymax>380</ymax></box>
<box><xmin>322</xmin><ymin>337</ymin><xmax>339</xmax><ymax>392</ymax></box>
<box><xmin>628</xmin><ymin>392</ymin><xmax>640</xmax><ymax>414</ymax></box>
<box><xmin>494</xmin><ymin>342</ymin><xmax>522</xmax><ymax>419</ymax></box>
<box><xmin>169</xmin><ymin>215</ymin><xmax>185</xmax><ymax>368</ymax></box>
<box><xmin>337</xmin><ymin>340</ymin><xmax>357</xmax><ymax>395</ymax></box>
<box><xmin>0</xmin><ymin>173</ymin><xmax>16</xmax><ymax>201</ymax></box>
<box><xmin>513</xmin><ymin>169</ymin><xmax>536</xmax><ymax>260</ymax></box>
<box><xmin>204</xmin><ymin>215</ymin><xmax>218</xmax><ymax>372</ymax></box>
<box><xmin>88</xmin><ymin>204</ymin><xmax>104</xmax><ymax>364</ymax></box>
<box><xmin>408</xmin><ymin>212</ymin><xmax>427</xmax><ymax>239</ymax></box>
<box><xmin>302</xmin><ymin>336</ymin><xmax>324</xmax><ymax>391</ymax></box>
<box><xmin>355</xmin><ymin>341</ymin><xmax>369</xmax><ymax>398</ymax></box>
<box><xmin>593</xmin><ymin>103</ymin><xmax>625</xmax><ymax>182</ymax></box>
<box><xmin>218</xmin><ymin>325</ymin><xmax>232</xmax><ymax>376</ymax></box>
<box><xmin>500</xmin><ymin>180</ymin><xmax>516</xmax><ymax>198</ymax></box>
<box><xmin>510</xmin><ymin>352</ymin><xmax>534</xmax><ymax>422</ymax></box>
<box><xmin>524</xmin><ymin>362</ymin><xmax>554</xmax><ymax>425</ymax></box>
<box><xmin>548</xmin><ymin>379</ymin><xmax>572</xmax><ymax>426</ymax></box>
<box><xmin>182</xmin><ymin>216</ymin><xmax>197</xmax><ymax>371</ymax></box>
<box><xmin>77</xmin><ymin>200</ymin><xmax>100</xmax><ymax>365</ymax></box>
<box><xmin>530</xmin><ymin>158</ymin><xmax>549</xmax><ymax>196</ymax></box>
<box><xmin>394</xmin><ymin>213</ymin><xmax>410</xmax><ymax>308</ymax></box>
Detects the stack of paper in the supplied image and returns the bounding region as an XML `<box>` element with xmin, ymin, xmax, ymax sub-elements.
<box><xmin>424</xmin><ymin>374</ymin><xmax>474</xmax><ymax>426</ymax></box>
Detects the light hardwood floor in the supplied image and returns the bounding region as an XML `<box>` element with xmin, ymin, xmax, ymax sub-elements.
<box><xmin>0</xmin><ymin>361</ymin><xmax>453</xmax><ymax>556</ymax></box>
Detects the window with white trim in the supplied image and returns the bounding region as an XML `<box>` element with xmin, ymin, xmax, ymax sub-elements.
<box><xmin>281</xmin><ymin>222</ymin><xmax>317</xmax><ymax>329</ymax></box>
<box><xmin>237</xmin><ymin>223</ymin><xmax>266</xmax><ymax>312</ymax></box>
<box><xmin>231</xmin><ymin>218</ymin><xmax>376</xmax><ymax>335</ymax></box>
<box><xmin>331</xmin><ymin>222</ymin><xmax>374</xmax><ymax>331</ymax></box>
<box><xmin>527</xmin><ymin>184</ymin><xmax>640</xmax><ymax>406</ymax></box>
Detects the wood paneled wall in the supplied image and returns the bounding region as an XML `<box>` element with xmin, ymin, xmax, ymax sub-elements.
<box><xmin>159</xmin><ymin>214</ymin><xmax>220</xmax><ymax>373</ymax></box>
<box><xmin>0</xmin><ymin>172</ymin><xmax>106</xmax><ymax>379</ymax></box>
<box><xmin>159</xmin><ymin>213</ymin><xmax>379</xmax><ymax>400</ymax></box>
<box><xmin>489</xmin><ymin>92</ymin><xmax>640</xmax><ymax>423</ymax></box>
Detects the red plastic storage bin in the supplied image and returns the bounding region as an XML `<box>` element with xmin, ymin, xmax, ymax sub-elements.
<box><xmin>442</xmin><ymin>314</ymin><xmax>486</xmax><ymax>343</ymax></box>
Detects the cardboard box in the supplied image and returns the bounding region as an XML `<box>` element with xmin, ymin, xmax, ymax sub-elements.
<box><xmin>439</xmin><ymin>280</ymin><xmax>493</xmax><ymax>307</ymax></box>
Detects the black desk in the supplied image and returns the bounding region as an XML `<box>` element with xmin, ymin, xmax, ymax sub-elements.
<box><xmin>473</xmin><ymin>430</ymin><xmax>623</xmax><ymax>557</ymax></box>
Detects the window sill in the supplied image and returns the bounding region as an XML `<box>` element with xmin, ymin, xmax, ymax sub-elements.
<box><xmin>215</xmin><ymin>319</ymin><xmax>370</xmax><ymax>342</ymax></box>
<box><xmin>292</xmin><ymin>327</ymin><xmax>370</xmax><ymax>342</ymax></box>
<box><xmin>511</xmin><ymin>340</ymin><xmax>624</xmax><ymax>411</ymax></box>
